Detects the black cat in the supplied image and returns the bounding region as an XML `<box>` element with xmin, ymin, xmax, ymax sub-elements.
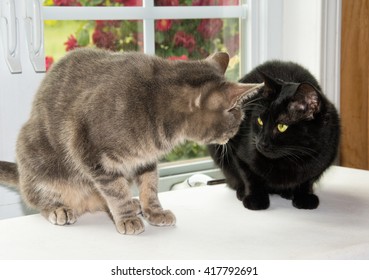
<box><xmin>208</xmin><ymin>60</ymin><xmax>340</xmax><ymax>210</ymax></box>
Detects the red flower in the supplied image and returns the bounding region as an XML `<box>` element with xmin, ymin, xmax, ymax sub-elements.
<box><xmin>95</xmin><ymin>20</ymin><xmax>105</xmax><ymax>29</ymax></box>
<box><xmin>64</xmin><ymin>35</ymin><xmax>78</xmax><ymax>51</ymax></box>
<box><xmin>92</xmin><ymin>29</ymin><xmax>117</xmax><ymax>50</ymax></box>
<box><xmin>155</xmin><ymin>0</ymin><xmax>179</xmax><ymax>6</ymax></box>
<box><xmin>168</xmin><ymin>55</ymin><xmax>188</xmax><ymax>61</ymax></box>
<box><xmin>174</xmin><ymin>31</ymin><xmax>196</xmax><ymax>53</ymax></box>
<box><xmin>197</xmin><ymin>19</ymin><xmax>223</xmax><ymax>39</ymax></box>
<box><xmin>96</xmin><ymin>20</ymin><xmax>121</xmax><ymax>29</ymax></box>
<box><xmin>45</xmin><ymin>56</ymin><xmax>54</xmax><ymax>71</ymax></box>
<box><xmin>155</xmin><ymin>19</ymin><xmax>172</xmax><ymax>31</ymax></box>
<box><xmin>53</xmin><ymin>0</ymin><xmax>78</xmax><ymax>6</ymax></box>
<box><xmin>113</xmin><ymin>0</ymin><xmax>142</xmax><ymax>6</ymax></box>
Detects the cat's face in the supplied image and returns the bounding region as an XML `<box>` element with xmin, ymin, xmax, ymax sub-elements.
<box><xmin>248</xmin><ymin>73</ymin><xmax>322</xmax><ymax>160</ymax></box>
<box><xmin>186</xmin><ymin>81</ymin><xmax>262</xmax><ymax>145</ymax></box>
<box><xmin>181</xmin><ymin>53</ymin><xmax>262</xmax><ymax>145</ymax></box>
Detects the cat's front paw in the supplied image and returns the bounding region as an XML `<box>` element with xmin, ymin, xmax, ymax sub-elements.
<box><xmin>42</xmin><ymin>207</ymin><xmax>77</xmax><ymax>225</ymax></box>
<box><xmin>292</xmin><ymin>194</ymin><xmax>319</xmax><ymax>209</ymax></box>
<box><xmin>142</xmin><ymin>208</ymin><xmax>176</xmax><ymax>227</ymax></box>
<box><xmin>243</xmin><ymin>194</ymin><xmax>270</xmax><ymax>210</ymax></box>
<box><xmin>116</xmin><ymin>216</ymin><xmax>145</xmax><ymax>235</ymax></box>
<box><xmin>236</xmin><ymin>187</ymin><xmax>245</xmax><ymax>201</ymax></box>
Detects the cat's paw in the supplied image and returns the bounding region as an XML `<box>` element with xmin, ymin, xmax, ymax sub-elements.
<box><xmin>243</xmin><ymin>194</ymin><xmax>270</xmax><ymax>210</ymax></box>
<box><xmin>292</xmin><ymin>194</ymin><xmax>319</xmax><ymax>209</ymax></box>
<box><xmin>116</xmin><ymin>216</ymin><xmax>145</xmax><ymax>235</ymax></box>
<box><xmin>42</xmin><ymin>208</ymin><xmax>77</xmax><ymax>225</ymax></box>
<box><xmin>236</xmin><ymin>187</ymin><xmax>245</xmax><ymax>201</ymax></box>
<box><xmin>142</xmin><ymin>208</ymin><xmax>176</xmax><ymax>227</ymax></box>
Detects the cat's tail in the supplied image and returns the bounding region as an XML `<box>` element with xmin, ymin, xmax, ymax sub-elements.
<box><xmin>0</xmin><ymin>161</ymin><xmax>19</xmax><ymax>188</ymax></box>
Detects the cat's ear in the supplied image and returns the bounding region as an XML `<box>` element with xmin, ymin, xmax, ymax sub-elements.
<box><xmin>226</xmin><ymin>83</ymin><xmax>264</xmax><ymax>109</ymax></box>
<box><xmin>206</xmin><ymin>52</ymin><xmax>230</xmax><ymax>74</ymax></box>
<box><xmin>257</xmin><ymin>70</ymin><xmax>282</xmax><ymax>97</ymax></box>
<box><xmin>289</xmin><ymin>83</ymin><xmax>321</xmax><ymax>120</ymax></box>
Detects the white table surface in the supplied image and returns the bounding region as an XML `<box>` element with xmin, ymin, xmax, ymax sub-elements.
<box><xmin>0</xmin><ymin>166</ymin><xmax>368</xmax><ymax>260</ymax></box>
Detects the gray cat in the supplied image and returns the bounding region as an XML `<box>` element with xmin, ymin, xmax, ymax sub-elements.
<box><xmin>0</xmin><ymin>48</ymin><xmax>261</xmax><ymax>234</ymax></box>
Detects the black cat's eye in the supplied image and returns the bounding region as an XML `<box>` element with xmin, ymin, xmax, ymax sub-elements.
<box><xmin>277</xmin><ymin>123</ymin><xmax>288</xmax><ymax>133</ymax></box>
<box><xmin>257</xmin><ymin>117</ymin><xmax>263</xmax><ymax>126</ymax></box>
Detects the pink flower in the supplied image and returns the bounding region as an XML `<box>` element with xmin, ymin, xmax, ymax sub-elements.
<box><xmin>64</xmin><ymin>35</ymin><xmax>78</xmax><ymax>51</ymax></box>
<box><xmin>197</xmin><ymin>19</ymin><xmax>223</xmax><ymax>39</ymax></box>
<box><xmin>92</xmin><ymin>29</ymin><xmax>117</xmax><ymax>50</ymax></box>
<box><xmin>45</xmin><ymin>56</ymin><xmax>54</xmax><ymax>71</ymax></box>
<box><xmin>174</xmin><ymin>31</ymin><xmax>196</xmax><ymax>53</ymax></box>
<box><xmin>155</xmin><ymin>19</ymin><xmax>173</xmax><ymax>31</ymax></box>
<box><xmin>168</xmin><ymin>55</ymin><xmax>188</xmax><ymax>60</ymax></box>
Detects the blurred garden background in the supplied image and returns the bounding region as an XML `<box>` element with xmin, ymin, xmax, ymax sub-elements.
<box><xmin>43</xmin><ymin>0</ymin><xmax>240</xmax><ymax>162</ymax></box>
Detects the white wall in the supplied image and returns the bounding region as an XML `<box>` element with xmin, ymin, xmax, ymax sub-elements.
<box><xmin>248</xmin><ymin>0</ymin><xmax>322</xmax><ymax>81</ymax></box>
<box><xmin>282</xmin><ymin>0</ymin><xmax>322</xmax><ymax>80</ymax></box>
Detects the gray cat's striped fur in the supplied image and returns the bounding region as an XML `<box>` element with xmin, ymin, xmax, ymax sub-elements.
<box><xmin>0</xmin><ymin>48</ymin><xmax>261</xmax><ymax>234</ymax></box>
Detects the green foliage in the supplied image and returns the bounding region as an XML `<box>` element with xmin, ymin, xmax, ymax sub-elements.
<box><xmin>163</xmin><ymin>141</ymin><xmax>209</xmax><ymax>162</ymax></box>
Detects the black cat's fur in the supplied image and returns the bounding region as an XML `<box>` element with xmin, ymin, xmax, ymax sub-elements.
<box><xmin>208</xmin><ymin>60</ymin><xmax>340</xmax><ymax>210</ymax></box>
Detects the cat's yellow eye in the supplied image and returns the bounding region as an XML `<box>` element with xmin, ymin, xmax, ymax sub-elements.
<box><xmin>277</xmin><ymin>123</ymin><xmax>288</xmax><ymax>133</ymax></box>
<box><xmin>257</xmin><ymin>117</ymin><xmax>263</xmax><ymax>126</ymax></box>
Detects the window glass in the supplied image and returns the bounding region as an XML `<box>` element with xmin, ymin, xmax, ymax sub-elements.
<box><xmin>155</xmin><ymin>18</ymin><xmax>239</xmax><ymax>81</ymax></box>
<box><xmin>44</xmin><ymin>20</ymin><xmax>143</xmax><ymax>69</ymax></box>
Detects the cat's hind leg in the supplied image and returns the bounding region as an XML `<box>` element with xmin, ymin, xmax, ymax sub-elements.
<box><xmin>20</xmin><ymin>179</ymin><xmax>85</xmax><ymax>226</ymax></box>
<box><xmin>136</xmin><ymin>164</ymin><xmax>176</xmax><ymax>227</ymax></box>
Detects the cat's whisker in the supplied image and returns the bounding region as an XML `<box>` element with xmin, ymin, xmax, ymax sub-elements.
<box><xmin>242</xmin><ymin>97</ymin><xmax>266</xmax><ymax>109</ymax></box>
<box><xmin>275</xmin><ymin>145</ymin><xmax>323</xmax><ymax>166</ymax></box>
<box><xmin>282</xmin><ymin>146</ymin><xmax>320</xmax><ymax>159</ymax></box>
<box><xmin>215</xmin><ymin>143</ymin><xmax>227</xmax><ymax>169</ymax></box>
